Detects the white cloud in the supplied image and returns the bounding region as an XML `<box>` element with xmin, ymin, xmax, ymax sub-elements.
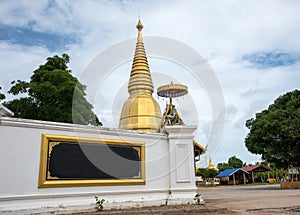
<box><xmin>1</xmin><ymin>0</ymin><xmax>299</xmax><ymax>166</ymax></box>
<box><xmin>0</xmin><ymin>41</ymin><xmax>52</xmax><ymax>100</ymax></box>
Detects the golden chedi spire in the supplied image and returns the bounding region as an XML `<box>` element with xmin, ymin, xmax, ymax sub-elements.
<box><xmin>119</xmin><ymin>20</ymin><xmax>162</xmax><ymax>132</ymax></box>
<box><xmin>128</xmin><ymin>19</ymin><xmax>154</xmax><ymax>95</ymax></box>
<box><xmin>208</xmin><ymin>158</ymin><xmax>219</xmax><ymax>172</ymax></box>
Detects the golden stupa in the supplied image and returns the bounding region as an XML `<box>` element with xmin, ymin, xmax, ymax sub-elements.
<box><xmin>208</xmin><ymin>159</ymin><xmax>219</xmax><ymax>172</ymax></box>
<box><xmin>119</xmin><ymin>20</ymin><xmax>162</xmax><ymax>132</ymax></box>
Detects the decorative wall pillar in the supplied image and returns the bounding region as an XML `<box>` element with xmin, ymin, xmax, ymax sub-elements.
<box><xmin>165</xmin><ymin>125</ymin><xmax>197</xmax><ymax>204</ymax></box>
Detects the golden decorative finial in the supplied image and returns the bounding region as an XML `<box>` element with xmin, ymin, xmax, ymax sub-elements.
<box><xmin>157</xmin><ymin>82</ymin><xmax>188</xmax><ymax>129</ymax></box>
<box><xmin>136</xmin><ymin>19</ymin><xmax>143</xmax><ymax>31</ymax></box>
<box><xmin>136</xmin><ymin>19</ymin><xmax>143</xmax><ymax>42</ymax></box>
<box><xmin>119</xmin><ymin>20</ymin><xmax>162</xmax><ymax>132</ymax></box>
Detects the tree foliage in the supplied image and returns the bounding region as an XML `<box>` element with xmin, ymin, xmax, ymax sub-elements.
<box><xmin>245</xmin><ymin>89</ymin><xmax>300</xmax><ymax>168</ymax></box>
<box><xmin>217</xmin><ymin>156</ymin><xmax>244</xmax><ymax>172</ymax></box>
<box><xmin>4</xmin><ymin>54</ymin><xmax>101</xmax><ymax>126</ymax></box>
<box><xmin>0</xmin><ymin>86</ymin><xmax>5</xmax><ymax>102</ymax></box>
<box><xmin>228</xmin><ymin>155</ymin><xmax>244</xmax><ymax>168</ymax></box>
<box><xmin>217</xmin><ymin>163</ymin><xmax>233</xmax><ymax>172</ymax></box>
<box><xmin>196</xmin><ymin>168</ymin><xmax>218</xmax><ymax>178</ymax></box>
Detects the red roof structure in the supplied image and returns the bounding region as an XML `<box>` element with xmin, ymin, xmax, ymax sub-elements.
<box><xmin>241</xmin><ymin>165</ymin><xmax>271</xmax><ymax>183</ymax></box>
<box><xmin>242</xmin><ymin>165</ymin><xmax>271</xmax><ymax>172</ymax></box>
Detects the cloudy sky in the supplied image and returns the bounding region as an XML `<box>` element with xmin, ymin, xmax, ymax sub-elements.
<box><xmin>0</xmin><ymin>0</ymin><xmax>299</xmax><ymax>167</ymax></box>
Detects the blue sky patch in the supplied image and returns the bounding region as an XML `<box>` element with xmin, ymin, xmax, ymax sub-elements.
<box><xmin>241</xmin><ymin>51</ymin><xmax>300</xmax><ymax>69</ymax></box>
<box><xmin>0</xmin><ymin>25</ymin><xmax>78</xmax><ymax>52</ymax></box>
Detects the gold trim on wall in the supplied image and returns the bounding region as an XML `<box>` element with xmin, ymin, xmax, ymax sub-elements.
<box><xmin>38</xmin><ymin>134</ymin><xmax>145</xmax><ymax>188</ymax></box>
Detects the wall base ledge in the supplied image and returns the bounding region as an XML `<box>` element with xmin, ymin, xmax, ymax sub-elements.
<box><xmin>0</xmin><ymin>187</ymin><xmax>198</xmax><ymax>211</ymax></box>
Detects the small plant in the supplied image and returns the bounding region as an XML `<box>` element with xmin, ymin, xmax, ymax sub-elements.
<box><xmin>194</xmin><ymin>193</ymin><xmax>204</xmax><ymax>205</ymax></box>
<box><xmin>94</xmin><ymin>196</ymin><xmax>105</xmax><ymax>212</ymax></box>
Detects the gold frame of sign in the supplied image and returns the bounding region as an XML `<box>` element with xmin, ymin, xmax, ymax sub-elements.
<box><xmin>38</xmin><ymin>134</ymin><xmax>145</xmax><ymax>188</ymax></box>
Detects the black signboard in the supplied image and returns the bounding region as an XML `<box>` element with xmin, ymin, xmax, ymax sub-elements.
<box><xmin>48</xmin><ymin>141</ymin><xmax>141</xmax><ymax>179</ymax></box>
<box><xmin>38</xmin><ymin>134</ymin><xmax>145</xmax><ymax>188</ymax></box>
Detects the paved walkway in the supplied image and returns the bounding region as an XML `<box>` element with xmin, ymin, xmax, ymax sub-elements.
<box><xmin>199</xmin><ymin>184</ymin><xmax>300</xmax><ymax>214</ymax></box>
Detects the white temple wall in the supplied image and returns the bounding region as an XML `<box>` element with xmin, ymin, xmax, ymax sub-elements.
<box><xmin>0</xmin><ymin>117</ymin><xmax>197</xmax><ymax>211</ymax></box>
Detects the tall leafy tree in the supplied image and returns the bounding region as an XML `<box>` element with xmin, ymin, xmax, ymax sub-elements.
<box><xmin>245</xmin><ymin>89</ymin><xmax>300</xmax><ymax>168</ymax></box>
<box><xmin>217</xmin><ymin>156</ymin><xmax>244</xmax><ymax>172</ymax></box>
<box><xmin>196</xmin><ymin>168</ymin><xmax>218</xmax><ymax>178</ymax></box>
<box><xmin>217</xmin><ymin>162</ymin><xmax>233</xmax><ymax>172</ymax></box>
<box><xmin>228</xmin><ymin>156</ymin><xmax>244</xmax><ymax>168</ymax></box>
<box><xmin>4</xmin><ymin>54</ymin><xmax>101</xmax><ymax>126</ymax></box>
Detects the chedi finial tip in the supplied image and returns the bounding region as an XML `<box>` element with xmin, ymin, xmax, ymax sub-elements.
<box><xmin>136</xmin><ymin>19</ymin><xmax>143</xmax><ymax>31</ymax></box>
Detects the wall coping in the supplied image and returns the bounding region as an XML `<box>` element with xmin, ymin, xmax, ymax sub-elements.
<box><xmin>0</xmin><ymin>117</ymin><xmax>167</xmax><ymax>140</ymax></box>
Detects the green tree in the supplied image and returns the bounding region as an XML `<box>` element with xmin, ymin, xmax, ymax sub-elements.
<box><xmin>217</xmin><ymin>162</ymin><xmax>233</xmax><ymax>172</ymax></box>
<box><xmin>0</xmin><ymin>86</ymin><xmax>5</xmax><ymax>102</ymax></box>
<box><xmin>205</xmin><ymin>169</ymin><xmax>218</xmax><ymax>178</ymax></box>
<box><xmin>228</xmin><ymin>156</ymin><xmax>244</xmax><ymax>168</ymax></box>
<box><xmin>197</xmin><ymin>168</ymin><xmax>218</xmax><ymax>179</ymax></box>
<box><xmin>4</xmin><ymin>54</ymin><xmax>101</xmax><ymax>126</ymax></box>
<box><xmin>245</xmin><ymin>89</ymin><xmax>300</xmax><ymax>168</ymax></box>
